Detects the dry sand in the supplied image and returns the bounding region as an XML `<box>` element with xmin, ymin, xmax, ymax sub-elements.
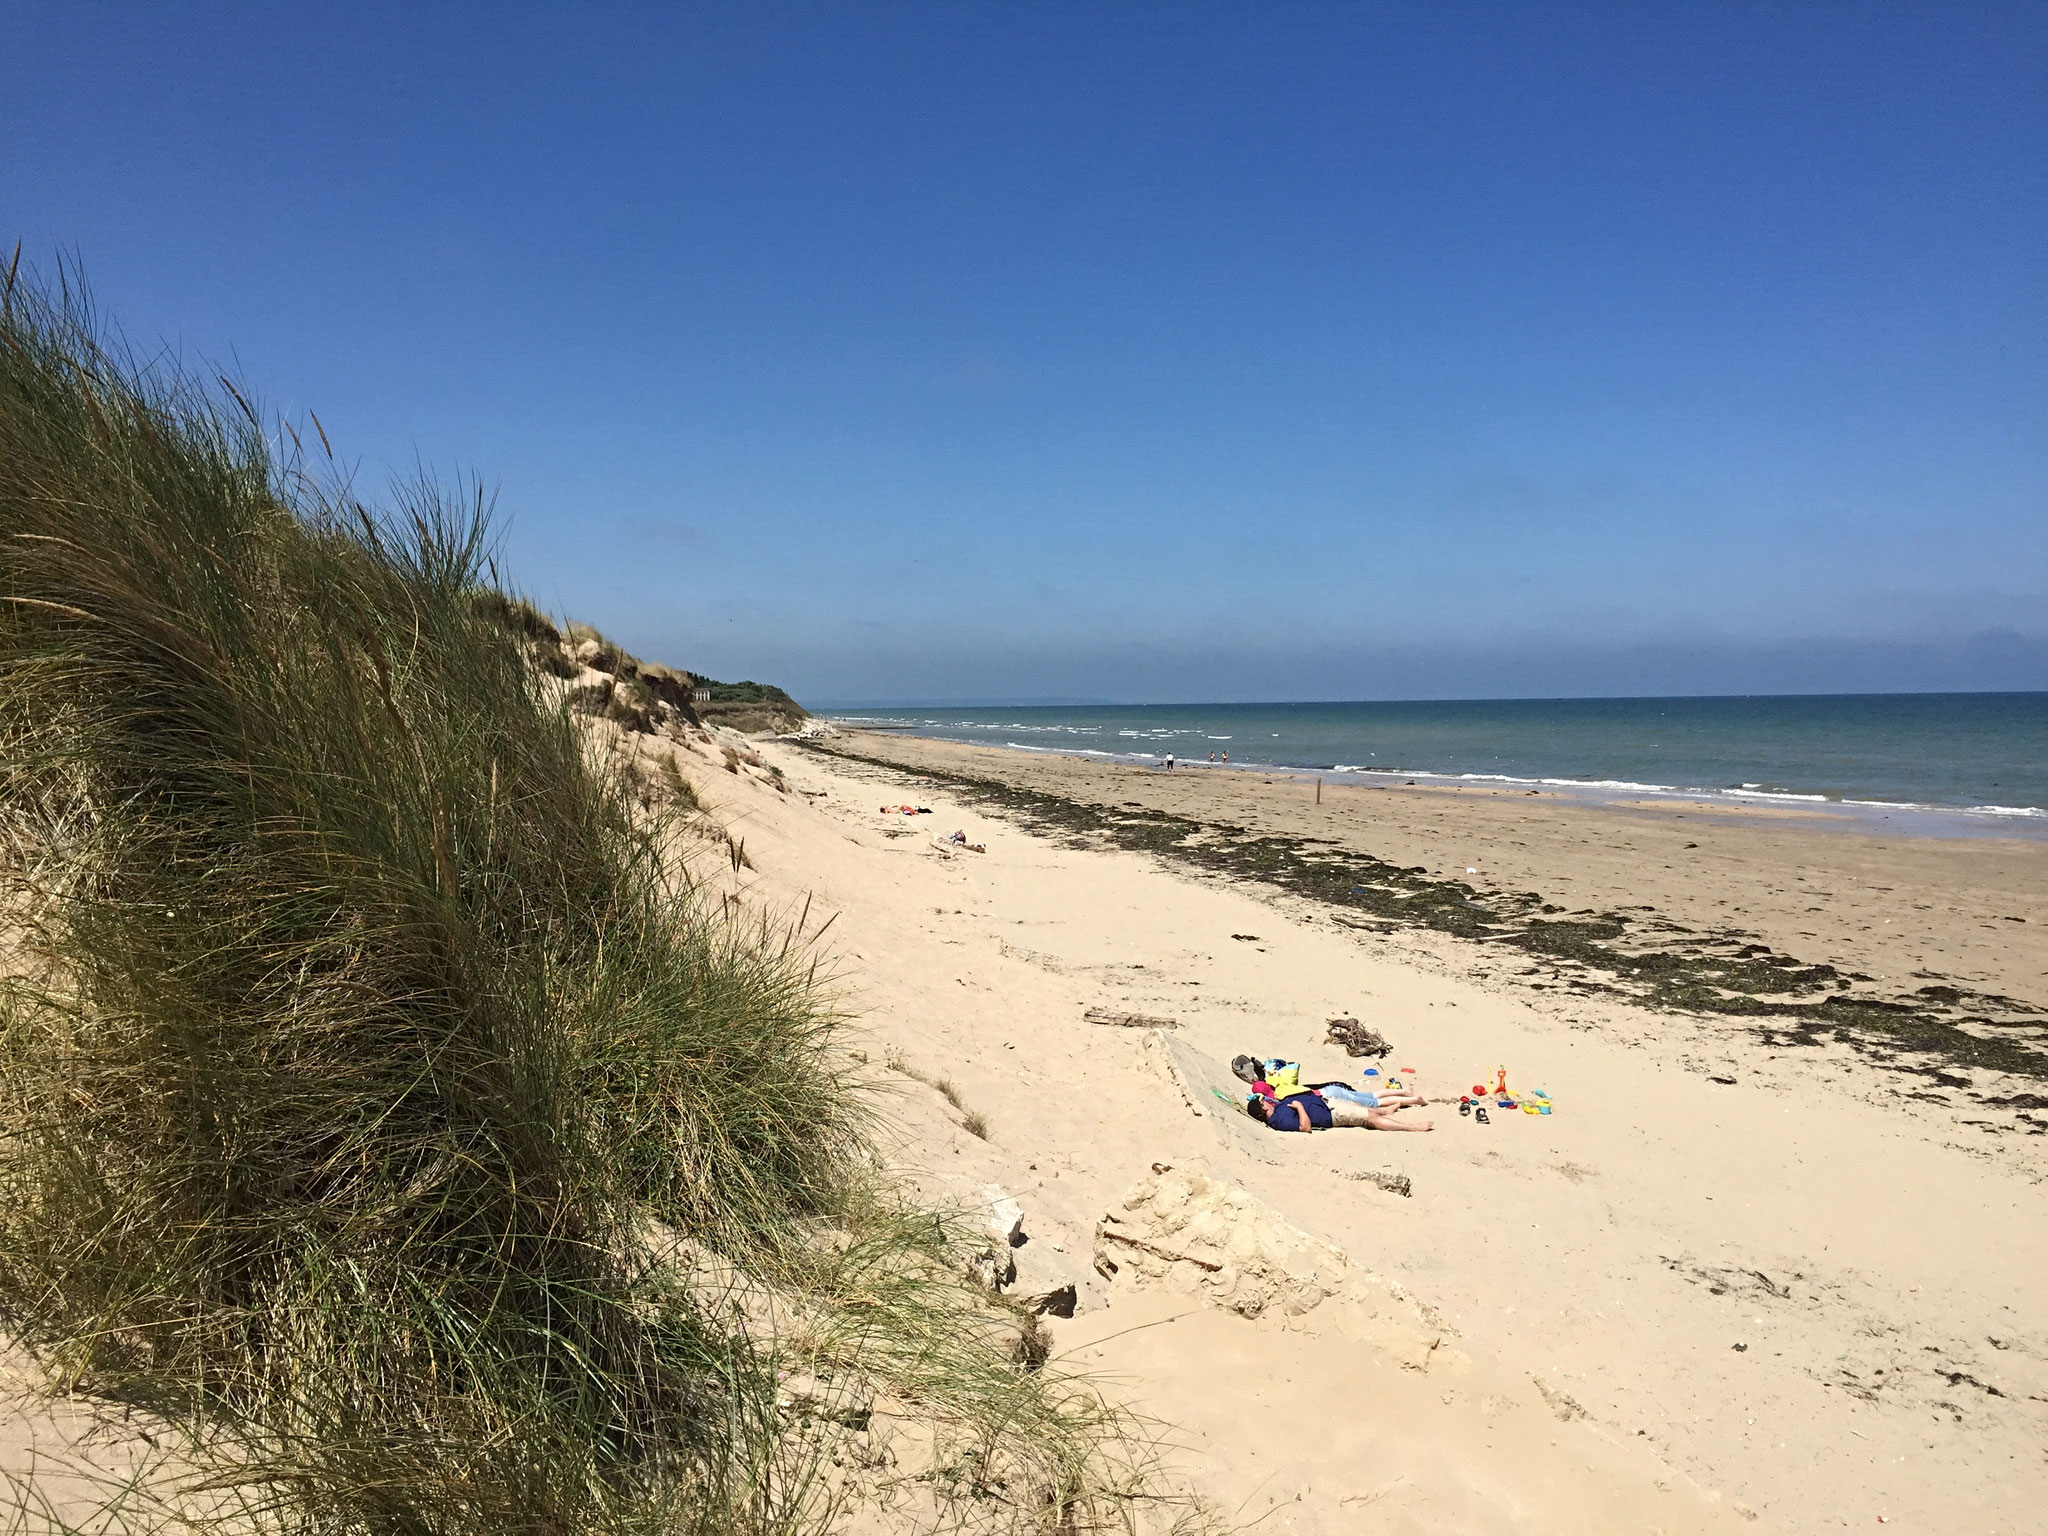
<box><xmin>8</xmin><ymin>715</ymin><xmax>2042</xmax><ymax>1533</ymax></box>
<box><xmin>688</xmin><ymin>724</ymin><xmax>2044</xmax><ymax>1534</ymax></box>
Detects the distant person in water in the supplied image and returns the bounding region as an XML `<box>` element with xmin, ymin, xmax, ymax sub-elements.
<box><xmin>1249</xmin><ymin>1087</ymin><xmax>1433</xmax><ymax>1133</ymax></box>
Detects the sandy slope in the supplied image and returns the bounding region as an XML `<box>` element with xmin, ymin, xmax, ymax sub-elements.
<box><xmin>5</xmin><ymin>713</ymin><xmax>2039</xmax><ymax>1533</ymax></box>
<box><xmin>679</xmin><ymin>725</ymin><xmax>2047</xmax><ymax>1535</ymax></box>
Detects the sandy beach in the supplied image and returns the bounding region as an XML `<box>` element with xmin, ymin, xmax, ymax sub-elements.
<box><xmin>12</xmin><ymin>10</ymin><xmax>2042</xmax><ymax>1530</ymax></box>
<box><xmin>820</xmin><ymin>730</ymin><xmax>2048</xmax><ymax>1016</ymax></box>
<box><xmin>7</xmin><ymin>702</ymin><xmax>2043</xmax><ymax>1532</ymax></box>
<box><xmin>639</xmin><ymin>721</ymin><xmax>2048</xmax><ymax>1534</ymax></box>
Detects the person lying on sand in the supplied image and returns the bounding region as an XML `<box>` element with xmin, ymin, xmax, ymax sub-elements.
<box><xmin>1248</xmin><ymin>1087</ymin><xmax>1433</xmax><ymax>1133</ymax></box>
<box><xmin>1234</xmin><ymin>1054</ymin><xmax>1404</xmax><ymax>1113</ymax></box>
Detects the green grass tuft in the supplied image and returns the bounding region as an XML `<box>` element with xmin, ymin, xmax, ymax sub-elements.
<box><xmin>0</xmin><ymin>260</ymin><xmax>1126</xmax><ymax>1535</ymax></box>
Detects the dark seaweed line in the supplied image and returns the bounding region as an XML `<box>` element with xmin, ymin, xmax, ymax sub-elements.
<box><xmin>804</xmin><ymin>738</ymin><xmax>2048</xmax><ymax>1092</ymax></box>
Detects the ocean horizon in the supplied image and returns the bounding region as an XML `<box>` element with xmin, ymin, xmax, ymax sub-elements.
<box><xmin>824</xmin><ymin>691</ymin><xmax>2048</xmax><ymax>825</ymax></box>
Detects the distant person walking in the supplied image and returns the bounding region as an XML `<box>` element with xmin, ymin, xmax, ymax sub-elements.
<box><xmin>1164</xmin><ymin>754</ymin><xmax>1174</xmax><ymax>771</ymax></box>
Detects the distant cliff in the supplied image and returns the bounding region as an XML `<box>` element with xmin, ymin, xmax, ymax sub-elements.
<box><xmin>688</xmin><ymin>675</ymin><xmax>811</xmax><ymax>734</ymax></box>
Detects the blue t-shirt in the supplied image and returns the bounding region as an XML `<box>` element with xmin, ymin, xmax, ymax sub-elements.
<box><xmin>1267</xmin><ymin>1092</ymin><xmax>1332</xmax><ymax>1132</ymax></box>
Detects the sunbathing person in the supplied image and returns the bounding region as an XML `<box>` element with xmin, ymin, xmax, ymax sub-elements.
<box><xmin>1249</xmin><ymin>1087</ymin><xmax>1433</xmax><ymax>1133</ymax></box>
<box><xmin>1232</xmin><ymin>1054</ymin><xmax>1410</xmax><ymax>1113</ymax></box>
<box><xmin>1311</xmin><ymin>1079</ymin><xmax>1427</xmax><ymax>1111</ymax></box>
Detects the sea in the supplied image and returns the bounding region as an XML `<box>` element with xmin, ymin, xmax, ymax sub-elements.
<box><xmin>825</xmin><ymin>693</ymin><xmax>2048</xmax><ymax>835</ymax></box>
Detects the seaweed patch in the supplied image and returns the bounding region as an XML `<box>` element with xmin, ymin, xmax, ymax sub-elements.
<box><xmin>805</xmin><ymin>738</ymin><xmax>2048</xmax><ymax>1093</ymax></box>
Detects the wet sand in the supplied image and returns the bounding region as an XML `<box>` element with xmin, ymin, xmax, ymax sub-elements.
<box><xmin>827</xmin><ymin>728</ymin><xmax>2048</xmax><ymax>1013</ymax></box>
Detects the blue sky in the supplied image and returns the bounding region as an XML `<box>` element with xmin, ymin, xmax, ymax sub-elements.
<box><xmin>5</xmin><ymin>2</ymin><xmax>2043</xmax><ymax>703</ymax></box>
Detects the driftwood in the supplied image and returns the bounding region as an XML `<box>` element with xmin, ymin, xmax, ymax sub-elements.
<box><xmin>1084</xmin><ymin>1006</ymin><xmax>1178</xmax><ymax>1030</ymax></box>
<box><xmin>1094</xmin><ymin>1227</ymin><xmax>1224</xmax><ymax>1273</ymax></box>
<box><xmin>1325</xmin><ymin>1017</ymin><xmax>1393</xmax><ymax>1058</ymax></box>
<box><xmin>1340</xmin><ymin>1169</ymin><xmax>1413</xmax><ymax>1198</ymax></box>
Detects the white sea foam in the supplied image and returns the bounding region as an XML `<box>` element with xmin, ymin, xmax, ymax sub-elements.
<box><xmin>1002</xmin><ymin>742</ymin><xmax>1125</xmax><ymax>757</ymax></box>
<box><xmin>1324</xmin><ymin>767</ymin><xmax>2044</xmax><ymax>821</ymax></box>
<box><xmin>1458</xmin><ymin>772</ymin><xmax>1679</xmax><ymax>793</ymax></box>
<box><xmin>1843</xmin><ymin>798</ymin><xmax>2046</xmax><ymax>819</ymax></box>
<box><xmin>828</xmin><ymin>707</ymin><xmax>2046</xmax><ymax>824</ymax></box>
<box><xmin>1334</xmin><ymin>767</ymin><xmax>1687</xmax><ymax>795</ymax></box>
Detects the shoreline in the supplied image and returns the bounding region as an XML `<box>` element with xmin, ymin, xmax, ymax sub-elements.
<box><xmin>824</xmin><ymin>714</ymin><xmax>2048</xmax><ymax>840</ymax></box>
<box><xmin>802</xmin><ymin>725</ymin><xmax>2048</xmax><ymax>1098</ymax></box>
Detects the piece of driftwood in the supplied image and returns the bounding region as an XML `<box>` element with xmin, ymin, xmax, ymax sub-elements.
<box><xmin>1094</xmin><ymin>1227</ymin><xmax>1224</xmax><ymax>1273</ymax></box>
<box><xmin>1325</xmin><ymin>1017</ymin><xmax>1393</xmax><ymax>1058</ymax></box>
<box><xmin>1084</xmin><ymin>1006</ymin><xmax>1178</xmax><ymax>1029</ymax></box>
<box><xmin>1341</xmin><ymin>1169</ymin><xmax>1412</xmax><ymax>1198</ymax></box>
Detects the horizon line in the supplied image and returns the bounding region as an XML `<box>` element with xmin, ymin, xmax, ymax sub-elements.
<box><xmin>808</xmin><ymin>686</ymin><xmax>2048</xmax><ymax>711</ymax></box>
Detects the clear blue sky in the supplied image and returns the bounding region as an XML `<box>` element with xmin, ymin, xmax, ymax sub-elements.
<box><xmin>6</xmin><ymin>2</ymin><xmax>2043</xmax><ymax>703</ymax></box>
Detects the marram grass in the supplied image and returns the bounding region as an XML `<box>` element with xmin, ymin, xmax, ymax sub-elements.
<box><xmin>0</xmin><ymin>261</ymin><xmax>1137</xmax><ymax>1535</ymax></box>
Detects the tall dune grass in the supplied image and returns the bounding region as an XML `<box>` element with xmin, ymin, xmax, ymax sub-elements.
<box><xmin>0</xmin><ymin>262</ymin><xmax>1126</xmax><ymax>1535</ymax></box>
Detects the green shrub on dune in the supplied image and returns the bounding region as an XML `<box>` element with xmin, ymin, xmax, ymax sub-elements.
<box><xmin>0</xmin><ymin>266</ymin><xmax>1123</xmax><ymax>1535</ymax></box>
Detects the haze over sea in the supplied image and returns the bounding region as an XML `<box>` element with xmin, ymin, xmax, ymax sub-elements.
<box><xmin>830</xmin><ymin>693</ymin><xmax>2048</xmax><ymax>828</ymax></box>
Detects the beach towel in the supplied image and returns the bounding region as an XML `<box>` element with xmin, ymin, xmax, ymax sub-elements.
<box><xmin>1262</xmin><ymin>1058</ymin><xmax>1302</xmax><ymax>1096</ymax></box>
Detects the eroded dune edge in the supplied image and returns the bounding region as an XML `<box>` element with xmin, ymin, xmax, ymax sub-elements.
<box><xmin>0</xmin><ymin>282</ymin><xmax>1150</xmax><ymax>1536</ymax></box>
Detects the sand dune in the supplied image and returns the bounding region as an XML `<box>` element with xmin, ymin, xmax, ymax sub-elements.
<box><xmin>7</xmin><ymin>707</ymin><xmax>2039</xmax><ymax>1532</ymax></box>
